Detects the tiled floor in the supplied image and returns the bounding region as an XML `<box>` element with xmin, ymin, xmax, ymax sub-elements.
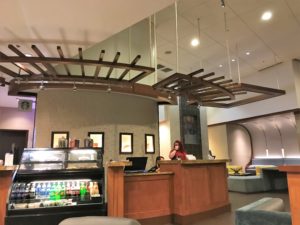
<box><xmin>168</xmin><ymin>191</ymin><xmax>290</xmax><ymax>225</ymax></box>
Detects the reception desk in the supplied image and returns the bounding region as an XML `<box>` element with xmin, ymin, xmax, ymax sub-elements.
<box><xmin>160</xmin><ymin>160</ymin><xmax>230</xmax><ymax>224</ymax></box>
<box><xmin>0</xmin><ymin>166</ymin><xmax>17</xmax><ymax>225</ymax></box>
<box><xmin>107</xmin><ymin>160</ymin><xmax>230</xmax><ymax>225</ymax></box>
<box><xmin>279</xmin><ymin>165</ymin><xmax>300</xmax><ymax>225</ymax></box>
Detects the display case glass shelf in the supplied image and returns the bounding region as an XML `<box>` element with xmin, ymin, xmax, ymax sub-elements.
<box><xmin>19</xmin><ymin>148</ymin><xmax>103</xmax><ymax>171</ymax></box>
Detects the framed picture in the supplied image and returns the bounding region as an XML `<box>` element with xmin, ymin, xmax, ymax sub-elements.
<box><xmin>145</xmin><ymin>134</ymin><xmax>155</xmax><ymax>154</ymax></box>
<box><xmin>51</xmin><ymin>131</ymin><xmax>69</xmax><ymax>148</ymax></box>
<box><xmin>88</xmin><ymin>132</ymin><xmax>104</xmax><ymax>148</ymax></box>
<box><xmin>119</xmin><ymin>133</ymin><xmax>133</xmax><ymax>154</ymax></box>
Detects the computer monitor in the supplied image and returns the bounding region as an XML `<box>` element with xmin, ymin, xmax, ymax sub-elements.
<box><xmin>124</xmin><ymin>157</ymin><xmax>148</xmax><ymax>172</ymax></box>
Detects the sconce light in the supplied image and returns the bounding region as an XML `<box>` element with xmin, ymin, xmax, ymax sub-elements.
<box><xmin>39</xmin><ymin>81</ymin><xmax>45</xmax><ymax>90</ymax></box>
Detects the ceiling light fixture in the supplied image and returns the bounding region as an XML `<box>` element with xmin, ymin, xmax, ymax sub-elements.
<box><xmin>231</xmin><ymin>59</ymin><xmax>236</xmax><ymax>62</ymax></box>
<box><xmin>25</xmin><ymin>53</ymin><xmax>32</xmax><ymax>57</ymax></box>
<box><xmin>261</xmin><ymin>11</ymin><xmax>272</xmax><ymax>21</ymax></box>
<box><xmin>219</xmin><ymin>64</ymin><xmax>223</xmax><ymax>68</ymax></box>
<box><xmin>191</xmin><ymin>38</ymin><xmax>199</xmax><ymax>47</ymax></box>
<box><xmin>191</xmin><ymin>18</ymin><xmax>201</xmax><ymax>47</ymax></box>
<box><xmin>246</xmin><ymin>51</ymin><xmax>251</xmax><ymax>55</ymax></box>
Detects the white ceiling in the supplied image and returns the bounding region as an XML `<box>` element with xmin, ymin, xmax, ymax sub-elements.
<box><xmin>156</xmin><ymin>0</ymin><xmax>300</xmax><ymax>81</ymax></box>
<box><xmin>1</xmin><ymin>0</ymin><xmax>300</xmax><ymax>108</ymax></box>
<box><xmin>0</xmin><ymin>0</ymin><xmax>174</xmax><ymax>107</ymax></box>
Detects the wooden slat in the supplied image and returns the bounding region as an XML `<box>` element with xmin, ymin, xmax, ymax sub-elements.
<box><xmin>215</xmin><ymin>79</ymin><xmax>233</xmax><ymax>85</ymax></box>
<box><xmin>32</xmin><ymin>45</ymin><xmax>57</xmax><ymax>77</ymax></box>
<box><xmin>0</xmin><ymin>65</ymin><xmax>18</xmax><ymax>78</ymax></box>
<box><xmin>118</xmin><ymin>55</ymin><xmax>141</xmax><ymax>81</ymax></box>
<box><xmin>94</xmin><ymin>50</ymin><xmax>105</xmax><ymax>78</ymax></box>
<box><xmin>198</xmin><ymin>72</ymin><xmax>215</xmax><ymax>79</ymax></box>
<box><xmin>205</xmin><ymin>76</ymin><xmax>225</xmax><ymax>83</ymax></box>
<box><xmin>78</xmin><ymin>48</ymin><xmax>85</xmax><ymax>77</ymax></box>
<box><xmin>0</xmin><ymin>56</ymin><xmax>154</xmax><ymax>73</ymax></box>
<box><xmin>188</xmin><ymin>68</ymin><xmax>204</xmax><ymax>77</ymax></box>
<box><xmin>57</xmin><ymin>46</ymin><xmax>71</xmax><ymax>76</ymax></box>
<box><xmin>129</xmin><ymin>71</ymin><xmax>147</xmax><ymax>83</ymax></box>
<box><xmin>8</xmin><ymin>44</ymin><xmax>44</xmax><ymax>75</ymax></box>
<box><xmin>106</xmin><ymin>52</ymin><xmax>120</xmax><ymax>79</ymax></box>
<box><xmin>1</xmin><ymin>51</ymin><xmax>34</xmax><ymax>76</ymax></box>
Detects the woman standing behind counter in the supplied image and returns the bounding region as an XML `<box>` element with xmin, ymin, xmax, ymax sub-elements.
<box><xmin>169</xmin><ymin>140</ymin><xmax>187</xmax><ymax>160</ymax></box>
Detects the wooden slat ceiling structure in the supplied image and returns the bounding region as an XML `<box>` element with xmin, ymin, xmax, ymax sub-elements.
<box><xmin>0</xmin><ymin>44</ymin><xmax>286</xmax><ymax>108</ymax></box>
<box><xmin>0</xmin><ymin>44</ymin><xmax>175</xmax><ymax>103</ymax></box>
<box><xmin>152</xmin><ymin>69</ymin><xmax>286</xmax><ymax>108</ymax></box>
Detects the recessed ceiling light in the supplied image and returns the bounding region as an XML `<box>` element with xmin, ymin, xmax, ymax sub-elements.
<box><xmin>246</xmin><ymin>52</ymin><xmax>251</xmax><ymax>55</ymax></box>
<box><xmin>191</xmin><ymin>38</ymin><xmax>200</xmax><ymax>47</ymax></box>
<box><xmin>231</xmin><ymin>59</ymin><xmax>236</xmax><ymax>62</ymax></box>
<box><xmin>219</xmin><ymin>64</ymin><xmax>223</xmax><ymax>68</ymax></box>
<box><xmin>261</xmin><ymin>11</ymin><xmax>272</xmax><ymax>21</ymax></box>
<box><xmin>25</xmin><ymin>53</ymin><xmax>32</xmax><ymax>57</ymax></box>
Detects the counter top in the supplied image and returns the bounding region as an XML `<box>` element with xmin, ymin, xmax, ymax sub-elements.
<box><xmin>278</xmin><ymin>165</ymin><xmax>300</xmax><ymax>173</ymax></box>
<box><xmin>107</xmin><ymin>161</ymin><xmax>132</xmax><ymax>167</ymax></box>
<box><xmin>159</xmin><ymin>159</ymin><xmax>229</xmax><ymax>165</ymax></box>
<box><xmin>0</xmin><ymin>165</ymin><xmax>18</xmax><ymax>171</ymax></box>
<box><xmin>124</xmin><ymin>171</ymin><xmax>174</xmax><ymax>177</ymax></box>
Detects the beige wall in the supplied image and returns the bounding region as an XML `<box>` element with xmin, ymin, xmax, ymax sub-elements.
<box><xmin>208</xmin><ymin>124</ymin><xmax>229</xmax><ymax>160</ymax></box>
<box><xmin>35</xmin><ymin>90</ymin><xmax>159</xmax><ymax>169</ymax></box>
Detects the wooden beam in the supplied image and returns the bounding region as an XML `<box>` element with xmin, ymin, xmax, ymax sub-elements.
<box><xmin>106</xmin><ymin>52</ymin><xmax>120</xmax><ymax>79</ymax></box>
<box><xmin>32</xmin><ymin>45</ymin><xmax>57</xmax><ymax>77</ymax></box>
<box><xmin>0</xmin><ymin>65</ymin><xmax>18</xmax><ymax>78</ymax></box>
<box><xmin>205</xmin><ymin>76</ymin><xmax>225</xmax><ymax>83</ymax></box>
<box><xmin>0</xmin><ymin>56</ymin><xmax>154</xmax><ymax>73</ymax></box>
<box><xmin>1</xmin><ymin>51</ymin><xmax>34</xmax><ymax>76</ymax></box>
<box><xmin>118</xmin><ymin>55</ymin><xmax>141</xmax><ymax>80</ymax></box>
<box><xmin>129</xmin><ymin>71</ymin><xmax>147</xmax><ymax>83</ymax></box>
<box><xmin>215</xmin><ymin>79</ymin><xmax>233</xmax><ymax>85</ymax></box>
<box><xmin>57</xmin><ymin>46</ymin><xmax>71</xmax><ymax>76</ymax></box>
<box><xmin>8</xmin><ymin>44</ymin><xmax>44</xmax><ymax>75</ymax></box>
<box><xmin>94</xmin><ymin>50</ymin><xmax>105</xmax><ymax>78</ymax></box>
<box><xmin>188</xmin><ymin>68</ymin><xmax>204</xmax><ymax>77</ymax></box>
<box><xmin>78</xmin><ymin>47</ymin><xmax>85</xmax><ymax>77</ymax></box>
<box><xmin>198</xmin><ymin>72</ymin><xmax>215</xmax><ymax>79</ymax></box>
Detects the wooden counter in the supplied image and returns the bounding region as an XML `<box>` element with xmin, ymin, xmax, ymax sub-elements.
<box><xmin>279</xmin><ymin>165</ymin><xmax>300</xmax><ymax>225</ymax></box>
<box><xmin>107</xmin><ymin>160</ymin><xmax>230</xmax><ymax>225</ymax></box>
<box><xmin>124</xmin><ymin>172</ymin><xmax>174</xmax><ymax>224</ymax></box>
<box><xmin>160</xmin><ymin>160</ymin><xmax>230</xmax><ymax>225</ymax></box>
<box><xmin>0</xmin><ymin>166</ymin><xmax>17</xmax><ymax>225</ymax></box>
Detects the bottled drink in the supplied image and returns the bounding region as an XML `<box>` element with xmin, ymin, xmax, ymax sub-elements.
<box><xmin>36</xmin><ymin>183</ymin><xmax>41</xmax><ymax>199</ymax></box>
<box><xmin>55</xmin><ymin>182</ymin><xmax>61</xmax><ymax>200</ymax></box>
<box><xmin>49</xmin><ymin>183</ymin><xmax>55</xmax><ymax>200</ymax></box>
<box><xmin>60</xmin><ymin>182</ymin><xmax>66</xmax><ymax>199</ymax></box>
<box><xmin>29</xmin><ymin>183</ymin><xmax>35</xmax><ymax>199</ymax></box>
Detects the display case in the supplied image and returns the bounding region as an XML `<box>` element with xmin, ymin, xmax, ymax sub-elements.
<box><xmin>5</xmin><ymin>148</ymin><xmax>106</xmax><ymax>225</ymax></box>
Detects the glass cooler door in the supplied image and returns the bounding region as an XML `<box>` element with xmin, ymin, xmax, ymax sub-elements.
<box><xmin>19</xmin><ymin>149</ymin><xmax>65</xmax><ymax>171</ymax></box>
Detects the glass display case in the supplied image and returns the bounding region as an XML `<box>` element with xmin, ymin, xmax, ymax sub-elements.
<box><xmin>5</xmin><ymin>148</ymin><xmax>106</xmax><ymax>225</ymax></box>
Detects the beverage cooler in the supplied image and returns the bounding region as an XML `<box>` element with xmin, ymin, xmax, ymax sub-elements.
<box><xmin>5</xmin><ymin>148</ymin><xmax>106</xmax><ymax>225</ymax></box>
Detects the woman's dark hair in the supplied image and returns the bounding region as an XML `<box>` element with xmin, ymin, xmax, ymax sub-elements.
<box><xmin>173</xmin><ymin>140</ymin><xmax>185</xmax><ymax>152</ymax></box>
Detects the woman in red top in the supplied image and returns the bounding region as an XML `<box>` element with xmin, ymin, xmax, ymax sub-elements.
<box><xmin>169</xmin><ymin>140</ymin><xmax>187</xmax><ymax>160</ymax></box>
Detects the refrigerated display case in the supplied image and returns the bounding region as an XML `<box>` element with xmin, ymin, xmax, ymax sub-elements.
<box><xmin>5</xmin><ymin>148</ymin><xmax>106</xmax><ymax>225</ymax></box>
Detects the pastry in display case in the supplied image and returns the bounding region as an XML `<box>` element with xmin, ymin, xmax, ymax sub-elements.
<box><xmin>5</xmin><ymin>148</ymin><xmax>106</xmax><ymax>225</ymax></box>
